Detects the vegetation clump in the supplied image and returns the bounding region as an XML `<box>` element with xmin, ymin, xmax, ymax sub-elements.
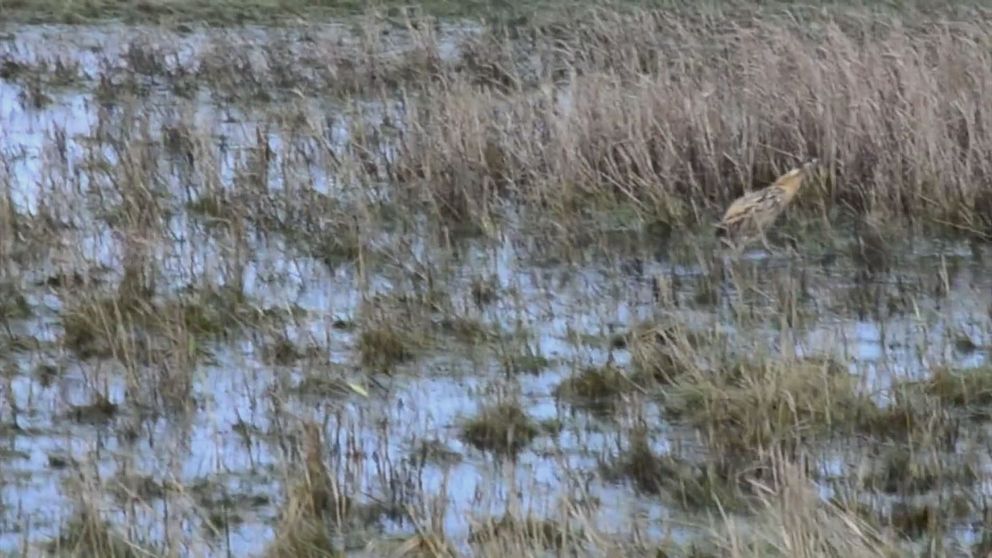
<box><xmin>290</xmin><ymin>375</ymin><xmax>355</xmax><ymax>400</ymax></box>
<box><xmin>47</xmin><ymin>507</ymin><xmax>146</xmax><ymax>557</ymax></box>
<box><xmin>859</xmin><ymin>447</ymin><xmax>977</xmax><ymax>495</ymax></box>
<box><xmin>852</xmin><ymin>366</ymin><xmax>992</xmax><ymax>447</ymax></box>
<box><xmin>189</xmin><ymin>477</ymin><xmax>271</xmax><ymax>534</ymax></box>
<box><xmin>411</xmin><ymin>438</ymin><xmax>463</xmax><ymax>467</ymax></box>
<box><xmin>461</xmin><ymin>402</ymin><xmax>539</xmax><ymax>456</ymax></box>
<box><xmin>68</xmin><ymin>395</ymin><xmax>119</xmax><ymax>424</ymax></box>
<box><xmin>60</xmin><ymin>296</ymin><xmax>145</xmax><ymax>359</ymax></box>
<box><xmin>261</xmin><ymin>335</ymin><xmax>321</xmax><ymax>366</ymax></box>
<box><xmin>502</xmin><ymin>351</ymin><xmax>551</xmax><ymax>375</ymax></box>
<box><xmin>664</xmin><ymin>357</ymin><xmax>870</xmax><ymax>456</ymax></box>
<box><xmin>924</xmin><ymin>365</ymin><xmax>992</xmax><ymax>409</ymax></box>
<box><xmin>357</xmin><ymin>325</ymin><xmax>416</xmax><ymax>371</ymax></box>
<box><xmin>468</xmin><ymin>514</ymin><xmax>580</xmax><ymax>550</ymax></box>
<box><xmin>628</xmin><ymin>325</ymin><xmax>695</xmax><ymax>386</ymax></box>
<box><xmin>59</xmin><ymin>285</ymin><xmax>295</xmax><ymax>360</ymax></box>
<box><xmin>602</xmin><ymin>429</ymin><xmax>742</xmax><ymax>510</ymax></box>
<box><xmin>265</xmin><ymin>508</ymin><xmax>343</xmax><ymax>558</ymax></box>
<box><xmin>0</xmin><ymin>281</ymin><xmax>31</xmax><ymax>320</ymax></box>
<box><xmin>553</xmin><ymin>364</ymin><xmax>630</xmax><ymax>416</ymax></box>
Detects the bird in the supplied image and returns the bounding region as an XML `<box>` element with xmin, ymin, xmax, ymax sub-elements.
<box><xmin>716</xmin><ymin>158</ymin><xmax>818</xmax><ymax>252</ymax></box>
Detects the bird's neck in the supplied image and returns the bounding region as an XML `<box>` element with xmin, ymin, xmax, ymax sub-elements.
<box><xmin>776</xmin><ymin>173</ymin><xmax>805</xmax><ymax>198</ymax></box>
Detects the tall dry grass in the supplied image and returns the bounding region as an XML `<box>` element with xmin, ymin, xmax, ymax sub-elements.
<box><xmin>384</xmin><ymin>5</ymin><xmax>992</xmax><ymax>237</ymax></box>
<box><xmin>718</xmin><ymin>457</ymin><xmax>900</xmax><ymax>558</ymax></box>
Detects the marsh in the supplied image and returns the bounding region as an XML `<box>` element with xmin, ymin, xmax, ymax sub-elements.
<box><xmin>1</xmin><ymin>2</ymin><xmax>992</xmax><ymax>556</ymax></box>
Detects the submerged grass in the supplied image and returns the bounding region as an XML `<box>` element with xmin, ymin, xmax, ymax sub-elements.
<box><xmin>59</xmin><ymin>284</ymin><xmax>293</xmax><ymax>360</ymax></box>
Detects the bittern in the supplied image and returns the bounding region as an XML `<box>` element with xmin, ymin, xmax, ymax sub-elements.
<box><xmin>716</xmin><ymin>158</ymin><xmax>818</xmax><ymax>251</ymax></box>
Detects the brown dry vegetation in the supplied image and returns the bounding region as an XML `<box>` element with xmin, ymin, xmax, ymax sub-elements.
<box><xmin>380</xmin><ymin>5</ymin><xmax>992</xmax><ymax>239</ymax></box>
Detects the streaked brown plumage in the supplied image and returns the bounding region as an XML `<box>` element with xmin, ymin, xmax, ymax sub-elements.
<box><xmin>716</xmin><ymin>158</ymin><xmax>818</xmax><ymax>250</ymax></box>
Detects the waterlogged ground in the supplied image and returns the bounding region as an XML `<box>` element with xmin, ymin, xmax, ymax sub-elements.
<box><xmin>2</xmin><ymin>21</ymin><xmax>992</xmax><ymax>557</ymax></box>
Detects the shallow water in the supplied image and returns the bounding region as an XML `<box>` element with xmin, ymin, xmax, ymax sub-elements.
<box><xmin>2</xmin><ymin>23</ymin><xmax>992</xmax><ymax>557</ymax></box>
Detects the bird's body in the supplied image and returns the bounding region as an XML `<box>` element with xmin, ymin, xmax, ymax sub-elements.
<box><xmin>716</xmin><ymin>159</ymin><xmax>818</xmax><ymax>250</ymax></box>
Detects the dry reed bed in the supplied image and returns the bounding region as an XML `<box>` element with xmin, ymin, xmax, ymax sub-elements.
<box><xmin>384</xmin><ymin>8</ymin><xmax>992</xmax><ymax>236</ymax></box>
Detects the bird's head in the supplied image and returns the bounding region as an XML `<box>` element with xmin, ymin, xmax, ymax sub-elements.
<box><xmin>772</xmin><ymin>158</ymin><xmax>819</xmax><ymax>194</ymax></box>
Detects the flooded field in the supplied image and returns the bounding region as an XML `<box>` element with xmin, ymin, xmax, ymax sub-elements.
<box><xmin>3</xmin><ymin>8</ymin><xmax>992</xmax><ymax>557</ymax></box>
